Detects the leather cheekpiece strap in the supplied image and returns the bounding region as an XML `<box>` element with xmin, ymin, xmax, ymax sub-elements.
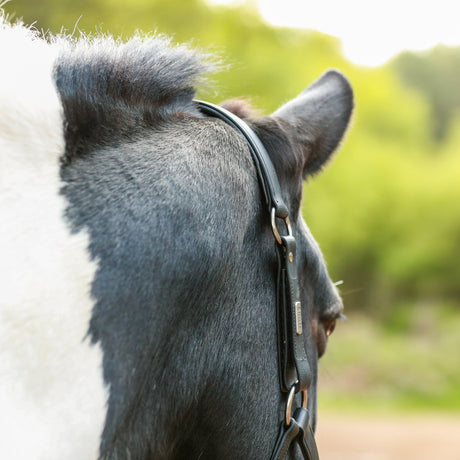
<box><xmin>278</xmin><ymin>235</ymin><xmax>312</xmax><ymax>393</ymax></box>
<box><xmin>270</xmin><ymin>408</ymin><xmax>318</xmax><ymax>460</ymax></box>
<box><xmin>294</xmin><ymin>408</ymin><xmax>319</xmax><ymax>460</ymax></box>
<box><xmin>271</xmin><ymin>420</ymin><xmax>300</xmax><ymax>460</ymax></box>
<box><xmin>196</xmin><ymin>100</ymin><xmax>318</xmax><ymax>460</ymax></box>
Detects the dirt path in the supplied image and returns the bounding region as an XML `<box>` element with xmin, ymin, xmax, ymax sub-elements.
<box><xmin>316</xmin><ymin>413</ymin><xmax>460</xmax><ymax>459</ymax></box>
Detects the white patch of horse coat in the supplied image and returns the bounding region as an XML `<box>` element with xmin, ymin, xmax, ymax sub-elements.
<box><xmin>0</xmin><ymin>18</ymin><xmax>107</xmax><ymax>459</ymax></box>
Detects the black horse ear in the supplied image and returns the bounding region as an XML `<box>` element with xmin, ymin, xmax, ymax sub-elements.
<box><xmin>273</xmin><ymin>70</ymin><xmax>353</xmax><ymax>177</ymax></box>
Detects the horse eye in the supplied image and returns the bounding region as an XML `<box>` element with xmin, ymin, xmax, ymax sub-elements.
<box><xmin>326</xmin><ymin>320</ymin><xmax>337</xmax><ymax>337</ymax></box>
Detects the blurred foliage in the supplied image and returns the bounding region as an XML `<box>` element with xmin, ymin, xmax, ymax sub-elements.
<box><xmin>319</xmin><ymin>306</ymin><xmax>460</xmax><ymax>412</ymax></box>
<box><xmin>392</xmin><ymin>46</ymin><xmax>460</xmax><ymax>141</ymax></box>
<box><xmin>5</xmin><ymin>0</ymin><xmax>460</xmax><ymax>321</ymax></box>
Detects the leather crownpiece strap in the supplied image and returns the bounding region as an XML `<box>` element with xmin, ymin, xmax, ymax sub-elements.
<box><xmin>196</xmin><ymin>100</ymin><xmax>319</xmax><ymax>460</ymax></box>
<box><xmin>196</xmin><ymin>100</ymin><xmax>289</xmax><ymax>218</ymax></box>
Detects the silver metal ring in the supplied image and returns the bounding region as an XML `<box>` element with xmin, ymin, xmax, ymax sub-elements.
<box><xmin>285</xmin><ymin>385</ymin><xmax>296</xmax><ymax>426</ymax></box>
<box><xmin>301</xmin><ymin>389</ymin><xmax>308</xmax><ymax>409</ymax></box>
<box><xmin>285</xmin><ymin>387</ymin><xmax>308</xmax><ymax>426</ymax></box>
<box><xmin>271</xmin><ymin>208</ymin><xmax>293</xmax><ymax>246</ymax></box>
<box><xmin>285</xmin><ymin>216</ymin><xmax>292</xmax><ymax>237</ymax></box>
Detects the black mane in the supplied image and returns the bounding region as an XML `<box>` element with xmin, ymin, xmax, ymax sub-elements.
<box><xmin>54</xmin><ymin>35</ymin><xmax>213</xmax><ymax>162</ymax></box>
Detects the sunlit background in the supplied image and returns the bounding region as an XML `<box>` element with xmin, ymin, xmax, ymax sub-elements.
<box><xmin>4</xmin><ymin>0</ymin><xmax>460</xmax><ymax>457</ymax></box>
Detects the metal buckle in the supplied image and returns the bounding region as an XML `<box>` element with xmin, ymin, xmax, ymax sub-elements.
<box><xmin>271</xmin><ymin>207</ymin><xmax>292</xmax><ymax>245</ymax></box>
<box><xmin>285</xmin><ymin>385</ymin><xmax>308</xmax><ymax>426</ymax></box>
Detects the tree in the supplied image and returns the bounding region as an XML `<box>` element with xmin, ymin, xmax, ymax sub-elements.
<box><xmin>393</xmin><ymin>46</ymin><xmax>460</xmax><ymax>142</ymax></box>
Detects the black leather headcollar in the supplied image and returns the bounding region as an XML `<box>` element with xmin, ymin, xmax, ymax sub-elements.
<box><xmin>196</xmin><ymin>100</ymin><xmax>319</xmax><ymax>460</ymax></box>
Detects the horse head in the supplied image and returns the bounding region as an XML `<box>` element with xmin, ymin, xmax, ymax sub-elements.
<box><xmin>0</xmin><ymin>20</ymin><xmax>353</xmax><ymax>459</ymax></box>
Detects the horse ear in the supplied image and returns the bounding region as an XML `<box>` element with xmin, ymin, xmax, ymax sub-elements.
<box><xmin>273</xmin><ymin>70</ymin><xmax>353</xmax><ymax>177</ymax></box>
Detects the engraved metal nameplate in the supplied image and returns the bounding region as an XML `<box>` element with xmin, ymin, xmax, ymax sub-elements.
<box><xmin>295</xmin><ymin>301</ymin><xmax>303</xmax><ymax>335</ymax></box>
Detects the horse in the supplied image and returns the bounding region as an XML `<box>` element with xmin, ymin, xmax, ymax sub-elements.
<box><xmin>0</xmin><ymin>16</ymin><xmax>353</xmax><ymax>460</ymax></box>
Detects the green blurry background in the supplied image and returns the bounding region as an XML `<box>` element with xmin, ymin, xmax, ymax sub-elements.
<box><xmin>5</xmin><ymin>0</ymin><xmax>459</xmax><ymax>414</ymax></box>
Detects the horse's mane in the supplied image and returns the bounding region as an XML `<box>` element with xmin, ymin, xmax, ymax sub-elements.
<box><xmin>54</xmin><ymin>30</ymin><xmax>215</xmax><ymax>161</ymax></box>
<box><xmin>0</xmin><ymin>13</ymin><xmax>214</xmax><ymax>162</ymax></box>
<box><xmin>54</xmin><ymin>33</ymin><xmax>213</xmax><ymax>118</ymax></box>
<box><xmin>54</xmin><ymin>32</ymin><xmax>215</xmax><ymax>161</ymax></box>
